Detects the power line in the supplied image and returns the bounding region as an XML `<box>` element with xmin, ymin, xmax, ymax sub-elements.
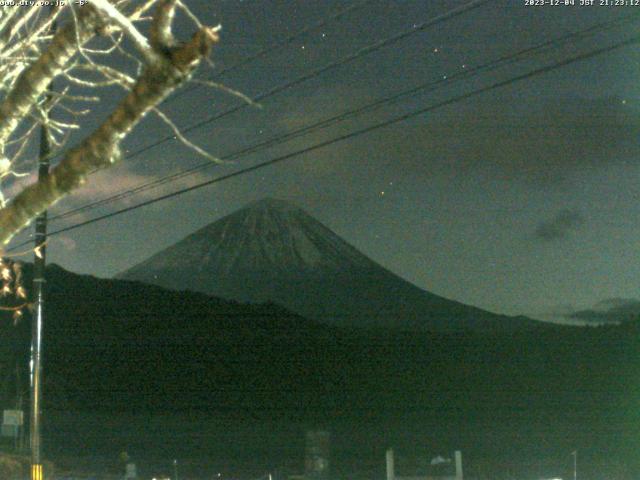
<box><xmin>168</xmin><ymin>0</ymin><xmax>374</xmax><ymax>101</ymax></box>
<box><xmin>42</xmin><ymin>0</ymin><xmax>498</xmax><ymax>222</ymax></box>
<box><xmin>36</xmin><ymin>0</ymin><xmax>375</xmax><ymax>167</ymax></box>
<box><xmin>89</xmin><ymin>0</ymin><xmax>494</xmax><ymax>170</ymax></box>
<box><xmin>11</xmin><ymin>34</ymin><xmax>636</xmax><ymax>247</ymax></box>
<box><xmin>49</xmin><ymin>13</ymin><xmax>639</xmax><ymax>222</ymax></box>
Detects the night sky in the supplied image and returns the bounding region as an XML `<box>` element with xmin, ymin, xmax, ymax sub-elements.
<box><xmin>7</xmin><ymin>0</ymin><xmax>640</xmax><ymax>325</ymax></box>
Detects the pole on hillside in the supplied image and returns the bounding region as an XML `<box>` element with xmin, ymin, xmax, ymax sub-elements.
<box><xmin>30</xmin><ymin>51</ymin><xmax>54</xmax><ymax>480</ymax></box>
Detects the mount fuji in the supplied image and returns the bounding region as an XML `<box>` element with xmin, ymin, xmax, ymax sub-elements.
<box><xmin>118</xmin><ymin>198</ymin><xmax>540</xmax><ymax>331</ymax></box>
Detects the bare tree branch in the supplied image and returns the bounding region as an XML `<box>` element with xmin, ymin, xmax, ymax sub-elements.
<box><xmin>0</xmin><ymin>5</ymin><xmax>102</xmax><ymax>154</ymax></box>
<box><xmin>0</xmin><ymin>13</ymin><xmax>220</xmax><ymax>245</ymax></box>
<box><xmin>89</xmin><ymin>0</ymin><xmax>158</xmax><ymax>64</ymax></box>
<box><xmin>153</xmin><ymin>107</ymin><xmax>222</xmax><ymax>164</ymax></box>
<box><xmin>151</xmin><ymin>0</ymin><xmax>178</xmax><ymax>50</ymax></box>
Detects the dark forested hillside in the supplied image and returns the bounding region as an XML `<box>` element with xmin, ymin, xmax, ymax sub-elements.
<box><xmin>0</xmin><ymin>264</ymin><xmax>638</xmax><ymax>479</ymax></box>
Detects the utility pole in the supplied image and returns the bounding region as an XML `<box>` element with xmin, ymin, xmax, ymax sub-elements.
<box><xmin>571</xmin><ymin>450</ymin><xmax>577</xmax><ymax>480</ymax></box>
<box><xmin>30</xmin><ymin>111</ymin><xmax>50</xmax><ymax>480</ymax></box>
<box><xmin>30</xmin><ymin>49</ymin><xmax>54</xmax><ymax>480</ymax></box>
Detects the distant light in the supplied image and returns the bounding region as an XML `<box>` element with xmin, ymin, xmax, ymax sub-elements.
<box><xmin>433</xmin><ymin>47</ymin><xmax>439</xmax><ymax>53</ymax></box>
<box><xmin>622</xmin><ymin>99</ymin><xmax>627</xmax><ymax>105</ymax></box>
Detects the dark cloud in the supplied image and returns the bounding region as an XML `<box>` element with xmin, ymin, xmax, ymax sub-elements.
<box><xmin>281</xmin><ymin>94</ymin><xmax>640</xmax><ymax>187</ymax></box>
<box><xmin>567</xmin><ymin>298</ymin><xmax>640</xmax><ymax>325</ymax></box>
<box><xmin>437</xmin><ymin>96</ymin><xmax>640</xmax><ymax>184</ymax></box>
<box><xmin>534</xmin><ymin>209</ymin><xmax>584</xmax><ymax>241</ymax></box>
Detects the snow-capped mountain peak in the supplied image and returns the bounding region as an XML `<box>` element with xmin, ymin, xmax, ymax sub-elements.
<box><xmin>118</xmin><ymin>198</ymin><xmax>541</xmax><ymax>331</ymax></box>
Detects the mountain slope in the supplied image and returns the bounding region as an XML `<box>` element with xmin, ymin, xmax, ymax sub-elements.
<box><xmin>118</xmin><ymin>198</ymin><xmax>540</xmax><ymax>331</ymax></box>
